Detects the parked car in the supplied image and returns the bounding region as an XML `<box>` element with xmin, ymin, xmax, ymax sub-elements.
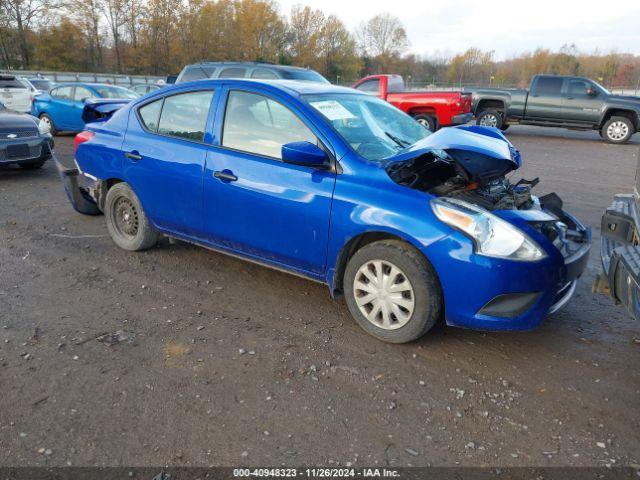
<box><xmin>470</xmin><ymin>74</ymin><xmax>640</xmax><ymax>143</ymax></box>
<box><xmin>31</xmin><ymin>82</ymin><xmax>138</xmax><ymax>134</ymax></box>
<box><xmin>351</xmin><ymin>74</ymin><xmax>472</xmax><ymax>131</ymax></box>
<box><xmin>0</xmin><ymin>74</ymin><xmax>32</xmax><ymax>113</ymax></box>
<box><xmin>27</xmin><ymin>76</ymin><xmax>55</xmax><ymax>92</ymax></box>
<box><xmin>0</xmin><ymin>100</ymin><xmax>54</xmax><ymax>169</ymax></box>
<box><xmin>597</xmin><ymin>154</ymin><xmax>640</xmax><ymax>320</ymax></box>
<box><xmin>55</xmin><ymin>79</ymin><xmax>590</xmax><ymax>343</ymax></box>
<box><xmin>131</xmin><ymin>84</ymin><xmax>162</xmax><ymax>96</ymax></box>
<box><xmin>176</xmin><ymin>61</ymin><xmax>329</xmax><ymax>84</ymax></box>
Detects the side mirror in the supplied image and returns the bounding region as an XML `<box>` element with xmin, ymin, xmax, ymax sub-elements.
<box><xmin>282</xmin><ymin>141</ymin><xmax>329</xmax><ymax>169</ymax></box>
<box><xmin>586</xmin><ymin>87</ymin><xmax>598</xmax><ymax>96</ymax></box>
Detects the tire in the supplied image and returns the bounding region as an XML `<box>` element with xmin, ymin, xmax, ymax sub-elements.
<box><xmin>412</xmin><ymin>114</ymin><xmax>436</xmax><ymax>132</ymax></box>
<box><xmin>39</xmin><ymin>113</ymin><xmax>57</xmax><ymax>136</ymax></box>
<box><xmin>104</xmin><ymin>182</ymin><xmax>158</xmax><ymax>251</ymax></box>
<box><xmin>476</xmin><ymin>109</ymin><xmax>503</xmax><ymax>129</ymax></box>
<box><xmin>18</xmin><ymin>159</ymin><xmax>46</xmax><ymax>170</ymax></box>
<box><xmin>499</xmin><ymin>124</ymin><xmax>509</xmax><ymax>131</ymax></box>
<box><xmin>344</xmin><ymin>240</ymin><xmax>443</xmax><ymax>343</ymax></box>
<box><xmin>601</xmin><ymin>116</ymin><xmax>634</xmax><ymax>144</ymax></box>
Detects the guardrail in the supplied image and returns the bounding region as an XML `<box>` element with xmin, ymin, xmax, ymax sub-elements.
<box><xmin>1</xmin><ymin>69</ymin><xmax>165</xmax><ymax>86</ymax></box>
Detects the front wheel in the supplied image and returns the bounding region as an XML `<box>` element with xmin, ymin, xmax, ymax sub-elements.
<box><xmin>476</xmin><ymin>109</ymin><xmax>503</xmax><ymax>129</ymax></box>
<box><xmin>105</xmin><ymin>182</ymin><xmax>158</xmax><ymax>251</ymax></box>
<box><xmin>601</xmin><ymin>116</ymin><xmax>634</xmax><ymax>144</ymax></box>
<box><xmin>344</xmin><ymin>240</ymin><xmax>443</xmax><ymax>343</ymax></box>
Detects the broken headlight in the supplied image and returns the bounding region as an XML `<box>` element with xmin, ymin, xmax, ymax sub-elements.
<box><xmin>431</xmin><ymin>197</ymin><xmax>546</xmax><ymax>261</ymax></box>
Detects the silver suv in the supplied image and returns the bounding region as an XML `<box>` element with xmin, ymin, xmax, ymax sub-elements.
<box><xmin>176</xmin><ymin>62</ymin><xmax>329</xmax><ymax>84</ymax></box>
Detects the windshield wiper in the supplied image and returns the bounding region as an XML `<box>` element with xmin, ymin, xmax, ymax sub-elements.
<box><xmin>385</xmin><ymin>131</ymin><xmax>411</xmax><ymax>148</ymax></box>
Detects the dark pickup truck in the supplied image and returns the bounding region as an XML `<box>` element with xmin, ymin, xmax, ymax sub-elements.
<box><xmin>470</xmin><ymin>75</ymin><xmax>640</xmax><ymax>143</ymax></box>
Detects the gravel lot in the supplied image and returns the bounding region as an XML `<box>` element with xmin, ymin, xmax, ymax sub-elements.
<box><xmin>1</xmin><ymin>126</ymin><xmax>639</xmax><ymax>467</ymax></box>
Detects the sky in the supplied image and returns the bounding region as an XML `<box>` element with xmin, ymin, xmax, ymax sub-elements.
<box><xmin>277</xmin><ymin>0</ymin><xmax>640</xmax><ymax>60</ymax></box>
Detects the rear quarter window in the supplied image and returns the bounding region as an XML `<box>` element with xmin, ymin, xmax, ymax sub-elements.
<box><xmin>138</xmin><ymin>99</ymin><xmax>163</xmax><ymax>132</ymax></box>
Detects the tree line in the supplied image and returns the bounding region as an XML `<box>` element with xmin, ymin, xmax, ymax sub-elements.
<box><xmin>1</xmin><ymin>0</ymin><xmax>639</xmax><ymax>87</ymax></box>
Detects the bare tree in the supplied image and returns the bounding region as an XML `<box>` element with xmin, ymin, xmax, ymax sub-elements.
<box><xmin>65</xmin><ymin>0</ymin><xmax>104</xmax><ymax>69</ymax></box>
<box><xmin>357</xmin><ymin>13</ymin><xmax>408</xmax><ymax>60</ymax></box>
<box><xmin>102</xmin><ymin>0</ymin><xmax>126</xmax><ymax>72</ymax></box>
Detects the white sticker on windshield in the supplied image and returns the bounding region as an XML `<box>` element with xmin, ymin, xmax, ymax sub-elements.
<box><xmin>310</xmin><ymin>100</ymin><xmax>355</xmax><ymax>121</ymax></box>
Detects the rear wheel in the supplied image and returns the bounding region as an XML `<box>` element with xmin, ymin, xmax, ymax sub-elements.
<box><xmin>105</xmin><ymin>182</ymin><xmax>158</xmax><ymax>251</ymax></box>
<box><xmin>476</xmin><ymin>109</ymin><xmax>503</xmax><ymax>129</ymax></box>
<box><xmin>412</xmin><ymin>114</ymin><xmax>436</xmax><ymax>132</ymax></box>
<box><xmin>601</xmin><ymin>116</ymin><xmax>634</xmax><ymax>144</ymax></box>
<box><xmin>39</xmin><ymin>113</ymin><xmax>57</xmax><ymax>136</ymax></box>
<box><xmin>344</xmin><ymin>240</ymin><xmax>442</xmax><ymax>343</ymax></box>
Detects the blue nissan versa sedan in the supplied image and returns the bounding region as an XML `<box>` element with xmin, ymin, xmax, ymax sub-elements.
<box><xmin>55</xmin><ymin>79</ymin><xmax>591</xmax><ymax>343</ymax></box>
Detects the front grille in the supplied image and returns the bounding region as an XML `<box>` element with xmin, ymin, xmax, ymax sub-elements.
<box><xmin>0</xmin><ymin>145</ymin><xmax>42</xmax><ymax>161</ymax></box>
<box><xmin>0</xmin><ymin>129</ymin><xmax>39</xmax><ymax>139</ymax></box>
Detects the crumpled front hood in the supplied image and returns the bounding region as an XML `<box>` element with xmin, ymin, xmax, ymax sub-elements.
<box><xmin>386</xmin><ymin>125</ymin><xmax>520</xmax><ymax>166</ymax></box>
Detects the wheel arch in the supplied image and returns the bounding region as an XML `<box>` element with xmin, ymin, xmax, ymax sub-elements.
<box><xmin>601</xmin><ymin>109</ymin><xmax>639</xmax><ymax>130</ymax></box>
<box><xmin>475</xmin><ymin>98</ymin><xmax>506</xmax><ymax>115</ymax></box>
<box><xmin>330</xmin><ymin>230</ymin><xmax>435</xmax><ymax>298</ymax></box>
<box><xmin>97</xmin><ymin>177</ymin><xmax>124</xmax><ymax>210</ymax></box>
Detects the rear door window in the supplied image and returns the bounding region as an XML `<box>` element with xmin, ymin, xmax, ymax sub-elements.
<box><xmin>534</xmin><ymin>77</ymin><xmax>563</xmax><ymax>95</ymax></box>
<box><xmin>52</xmin><ymin>86</ymin><xmax>73</xmax><ymax>100</ymax></box>
<box><xmin>0</xmin><ymin>78</ymin><xmax>25</xmax><ymax>89</ymax></box>
<box><xmin>74</xmin><ymin>86</ymin><xmax>94</xmax><ymax>102</ymax></box>
<box><xmin>156</xmin><ymin>90</ymin><xmax>214</xmax><ymax>142</ymax></box>
<box><xmin>219</xmin><ymin>68</ymin><xmax>247</xmax><ymax>79</ymax></box>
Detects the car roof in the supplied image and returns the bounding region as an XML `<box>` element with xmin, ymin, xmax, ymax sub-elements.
<box><xmin>52</xmin><ymin>82</ymin><xmax>129</xmax><ymax>89</ymax></box>
<box><xmin>172</xmin><ymin>79</ymin><xmax>357</xmax><ymax>97</ymax></box>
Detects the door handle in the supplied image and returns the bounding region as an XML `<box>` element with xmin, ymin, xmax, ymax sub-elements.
<box><xmin>213</xmin><ymin>170</ymin><xmax>238</xmax><ymax>182</ymax></box>
<box><xmin>566</xmin><ymin>96</ymin><xmax>574</xmax><ymax>100</ymax></box>
<box><xmin>124</xmin><ymin>151</ymin><xmax>142</xmax><ymax>161</ymax></box>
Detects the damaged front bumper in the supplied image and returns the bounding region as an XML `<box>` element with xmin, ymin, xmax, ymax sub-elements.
<box><xmin>423</xmin><ymin>200</ymin><xmax>591</xmax><ymax>331</ymax></box>
<box><xmin>54</xmin><ymin>155</ymin><xmax>101</xmax><ymax>215</ymax></box>
<box><xmin>599</xmin><ymin>193</ymin><xmax>640</xmax><ymax>321</ymax></box>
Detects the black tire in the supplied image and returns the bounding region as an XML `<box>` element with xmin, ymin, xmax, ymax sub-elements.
<box><xmin>601</xmin><ymin>116</ymin><xmax>634</xmax><ymax>144</ymax></box>
<box><xmin>39</xmin><ymin>113</ymin><xmax>57</xmax><ymax>136</ymax></box>
<box><xmin>499</xmin><ymin>124</ymin><xmax>509</xmax><ymax>131</ymax></box>
<box><xmin>476</xmin><ymin>109</ymin><xmax>503</xmax><ymax>129</ymax></box>
<box><xmin>344</xmin><ymin>240</ymin><xmax>442</xmax><ymax>343</ymax></box>
<box><xmin>412</xmin><ymin>114</ymin><xmax>436</xmax><ymax>132</ymax></box>
<box><xmin>18</xmin><ymin>159</ymin><xmax>46</xmax><ymax>170</ymax></box>
<box><xmin>105</xmin><ymin>182</ymin><xmax>158</xmax><ymax>251</ymax></box>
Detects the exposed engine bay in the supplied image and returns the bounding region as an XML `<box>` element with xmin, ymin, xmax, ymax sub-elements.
<box><xmin>386</xmin><ymin>148</ymin><xmax>590</xmax><ymax>259</ymax></box>
<box><xmin>386</xmin><ymin>148</ymin><xmax>538</xmax><ymax>211</ymax></box>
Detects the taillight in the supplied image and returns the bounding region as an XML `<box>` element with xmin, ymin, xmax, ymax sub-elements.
<box><xmin>74</xmin><ymin>130</ymin><xmax>94</xmax><ymax>153</ymax></box>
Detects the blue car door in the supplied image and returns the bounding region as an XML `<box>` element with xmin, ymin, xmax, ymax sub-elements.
<box><xmin>48</xmin><ymin>86</ymin><xmax>76</xmax><ymax>130</ymax></box>
<box><xmin>121</xmin><ymin>89</ymin><xmax>217</xmax><ymax>237</ymax></box>
<box><xmin>203</xmin><ymin>86</ymin><xmax>336</xmax><ymax>276</ymax></box>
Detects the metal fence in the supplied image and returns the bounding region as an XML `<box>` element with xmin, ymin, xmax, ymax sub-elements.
<box><xmin>0</xmin><ymin>69</ymin><xmax>165</xmax><ymax>86</ymax></box>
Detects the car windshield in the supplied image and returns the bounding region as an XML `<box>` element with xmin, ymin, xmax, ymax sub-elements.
<box><xmin>30</xmin><ymin>79</ymin><xmax>54</xmax><ymax>90</ymax></box>
<box><xmin>93</xmin><ymin>85</ymin><xmax>138</xmax><ymax>99</ymax></box>
<box><xmin>281</xmin><ymin>69</ymin><xmax>329</xmax><ymax>84</ymax></box>
<box><xmin>304</xmin><ymin>93</ymin><xmax>430</xmax><ymax>161</ymax></box>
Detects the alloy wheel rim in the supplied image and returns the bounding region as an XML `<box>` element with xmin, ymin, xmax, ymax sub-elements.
<box><xmin>479</xmin><ymin>114</ymin><xmax>499</xmax><ymax>127</ymax></box>
<box><xmin>417</xmin><ymin>118</ymin><xmax>432</xmax><ymax>131</ymax></box>
<box><xmin>353</xmin><ymin>259</ymin><xmax>415</xmax><ymax>330</ymax></box>
<box><xmin>113</xmin><ymin>196</ymin><xmax>139</xmax><ymax>237</ymax></box>
<box><xmin>607</xmin><ymin>121</ymin><xmax>629</xmax><ymax>141</ymax></box>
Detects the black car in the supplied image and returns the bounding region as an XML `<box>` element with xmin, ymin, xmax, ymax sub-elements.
<box><xmin>0</xmin><ymin>101</ymin><xmax>54</xmax><ymax>170</ymax></box>
<box><xmin>175</xmin><ymin>61</ymin><xmax>329</xmax><ymax>84</ymax></box>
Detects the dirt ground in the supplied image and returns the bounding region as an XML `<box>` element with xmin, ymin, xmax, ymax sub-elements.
<box><xmin>1</xmin><ymin>126</ymin><xmax>639</xmax><ymax>468</ymax></box>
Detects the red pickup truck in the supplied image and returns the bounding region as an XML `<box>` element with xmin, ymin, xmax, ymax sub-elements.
<box><xmin>352</xmin><ymin>74</ymin><xmax>473</xmax><ymax>131</ymax></box>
